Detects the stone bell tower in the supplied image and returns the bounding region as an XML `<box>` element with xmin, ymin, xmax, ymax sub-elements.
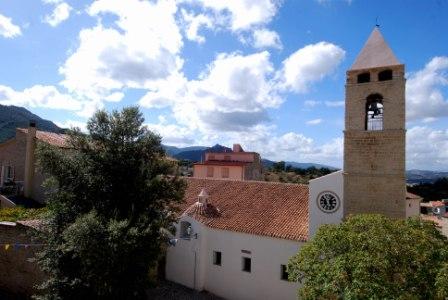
<box><xmin>343</xmin><ymin>27</ymin><xmax>406</xmax><ymax>219</ymax></box>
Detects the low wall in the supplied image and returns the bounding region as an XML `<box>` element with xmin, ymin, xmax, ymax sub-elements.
<box><xmin>0</xmin><ymin>221</ymin><xmax>44</xmax><ymax>297</ymax></box>
<box><xmin>0</xmin><ymin>194</ymin><xmax>16</xmax><ymax>208</ymax></box>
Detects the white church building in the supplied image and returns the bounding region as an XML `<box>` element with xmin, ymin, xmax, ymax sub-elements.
<box><xmin>165</xmin><ymin>27</ymin><xmax>421</xmax><ymax>300</ymax></box>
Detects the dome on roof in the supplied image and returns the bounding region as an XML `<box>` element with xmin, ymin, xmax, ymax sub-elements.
<box><xmin>184</xmin><ymin>202</ymin><xmax>221</xmax><ymax>219</ymax></box>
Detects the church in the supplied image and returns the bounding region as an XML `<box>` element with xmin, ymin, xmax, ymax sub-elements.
<box><xmin>164</xmin><ymin>27</ymin><xmax>421</xmax><ymax>300</ymax></box>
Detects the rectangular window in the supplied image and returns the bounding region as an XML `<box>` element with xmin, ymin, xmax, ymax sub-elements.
<box><xmin>280</xmin><ymin>265</ymin><xmax>289</xmax><ymax>281</ymax></box>
<box><xmin>242</xmin><ymin>257</ymin><xmax>251</xmax><ymax>273</ymax></box>
<box><xmin>206</xmin><ymin>166</ymin><xmax>214</xmax><ymax>177</ymax></box>
<box><xmin>221</xmin><ymin>167</ymin><xmax>229</xmax><ymax>178</ymax></box>
<box><xmin>6</xmin><ymin>166</ymin><xmax>13</xmax><ymax>180</ymax></box>
<box><xmin>213</xmin><ymin>251</ymin><xmax>222</xmax><ymax>266</ymax></box>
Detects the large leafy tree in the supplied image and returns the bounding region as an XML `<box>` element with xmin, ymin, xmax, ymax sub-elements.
<box><xmin>288</xmin><ymin>214</ymin><xmax>448</xmax><ymax>300</ymax></box>
<box><xmin>35</xmin><ymin>107</ymin><xmax>185</xmax><ymax>300</ymax></box>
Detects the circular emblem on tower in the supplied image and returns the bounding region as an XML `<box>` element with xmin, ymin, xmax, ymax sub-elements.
<box><xmin>316</xmin><ymin>191</ymin><xmax>340</xmax><ymax>213</ymax></box>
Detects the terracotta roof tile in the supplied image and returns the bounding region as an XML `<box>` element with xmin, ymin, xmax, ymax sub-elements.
<box><xmin>18</xmin><ymin>128</ymin><xmax>68</xmax><ymax>148</ymax></box>
<box><xmin>180</xmin><ymin>177</ymin><xmax>309</xmax><ymax>242</ymax></box>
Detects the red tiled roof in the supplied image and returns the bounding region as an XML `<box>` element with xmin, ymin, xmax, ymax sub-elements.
<box><xmin>194</xmin><ymin>161</ymin><xmax>249</xmax><ymax>167</ymax></box>
<box><xmin>180</xmin><ymin>177</ymin><xmax>309</xmax><ymax>241</ymax></box>
<box><xmin>406</xmin><ymin>192</ymin><xmax>422</xmax><ymax>200</ymax></box>
<box><xmin>430</xmin><ymin>201</ymin><xmax>446</xmax><ymax>207</ymax></box>
<box><xmin>18</xmin><ymin>128</ymin><xmax>68</xmax><ymax>148</ymax></box>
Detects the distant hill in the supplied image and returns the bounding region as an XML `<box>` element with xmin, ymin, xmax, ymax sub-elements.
<box><xmin>163</xmin><ymin>144</ymin><xmax>232</xmax><ymax>162</ymax></box>
<box><xmin>406</xmin><ymin>169</ymin><xmax>448</xmax><ymax>184</ymax></box>
<box><xmin>0</xmin><ymin>105</ymin><xmax>62</xmax><ymax>143</ymax></box>
<box><xmin>261</xmin><ymin>159</ymin><xmax>338</xmax><ymax>170</ymax></box>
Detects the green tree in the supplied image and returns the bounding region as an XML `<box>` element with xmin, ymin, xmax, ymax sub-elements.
<box><xmin>35</xmin><ymin>107</ymin><xmax>185</xmax><ymax>300</ymax></box>
<box><xmin>288</xmin><ymin>214</ymin><xmax>448</xmax><ymax>300</ymax></box>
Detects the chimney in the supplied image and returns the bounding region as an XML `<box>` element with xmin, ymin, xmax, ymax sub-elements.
<box><xmin>24</xmin><ymin>121</ymin><xmax>37</xmax><ymax>198</ymax></box>
<box><xmin>233</xmin><ymin>144</ymin><xmax>244</xmax><ymax>153</ymax></box>
<box><xmin>198</xmin><ymin>188</ymin><xmax>209</xmax><ymax>205</ymax></box>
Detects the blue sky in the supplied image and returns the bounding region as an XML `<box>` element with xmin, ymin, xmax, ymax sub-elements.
<box><xmin>0</xmin><ymin>0</ymin><xmax>447</xmax><ymax>170</ymax></box>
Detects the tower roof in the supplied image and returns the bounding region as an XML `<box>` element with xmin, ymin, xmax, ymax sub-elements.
<box><xmin>350</xmin><ymin>27</ymin><xmax>400</xmax><ymax>70</ymax></box>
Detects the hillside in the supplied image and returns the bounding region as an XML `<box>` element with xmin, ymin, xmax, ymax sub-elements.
<box><xmin>0</xmin><ymin>105</ymin><xmax>62</xmax><ymax>143</ymax></box>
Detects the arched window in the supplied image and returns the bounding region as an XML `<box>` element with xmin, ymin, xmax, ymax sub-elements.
<box><xmin>378</xmin><ymin>69</ymin><xmax>393</xmax><ymax>81</ymax></box>
<box><xmin>366</xmin><ymin>94</ymin><xmax>384</xmax><ymax>131</ymax></box>
<box><xmin>179</xmin><ymin>221</ymin><xmax>192</xmax><ymax>239</ymax></box>
<box><xmin>357</xmin><ymin>72</ymin><xmax>370</xmax><ymax>83</ymax></box>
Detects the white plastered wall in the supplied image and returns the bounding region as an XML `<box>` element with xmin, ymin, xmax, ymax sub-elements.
<box><xmin>166</xmin><ymin>216</ymin><xmax>303</xmax><ymax>300</ymax></box>
<box><xmin>308</xmin><ymin>170</ymin><xmax>344</xmax><ymax>237</ymax></box>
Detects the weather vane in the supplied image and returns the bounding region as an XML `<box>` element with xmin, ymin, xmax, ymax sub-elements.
<box><xmin>375</xmin><ymin>17</ymin><xmax>380</xmax><ymax>28</ymax></box>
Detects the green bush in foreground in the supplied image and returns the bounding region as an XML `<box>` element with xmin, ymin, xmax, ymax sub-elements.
<box><xmin>0</xmin><ymin>206</ymin><xmax>47</xmax><ymax>222</ymax></box>
<box><xmin>288</xmin><ymin>214</ymin><xmax>448</xmax><ymax>300</ymax></box>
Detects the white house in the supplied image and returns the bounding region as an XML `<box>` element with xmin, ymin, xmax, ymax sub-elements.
<box><xmin>166</xmin><ymin>177</ymin><xmax>308</xmax><ymax>300</ymax></box>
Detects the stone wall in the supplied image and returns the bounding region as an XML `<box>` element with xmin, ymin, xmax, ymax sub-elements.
<box><xmin>0</xmin><ymin>221</ymin><xmax>44</xmax><ymax>297</ymax></box>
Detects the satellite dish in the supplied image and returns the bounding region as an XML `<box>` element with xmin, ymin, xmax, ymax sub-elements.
<box><xmin>168</xmin><ymin>239</ymin><xmax>178</xmax><ymax>247</ymax></box>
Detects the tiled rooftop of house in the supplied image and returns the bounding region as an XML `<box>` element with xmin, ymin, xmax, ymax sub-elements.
<box><xmin>18</xmin><ymin>128</ymin><xmax>68</xmax><ymax>148</ymax></box>
<box><xmin>181</xmin><ymin>177</ymin><xmax>309</xmax><ymax>242</ymax></box>
<box><xmin>406</xmin><ymin>192</ymin><xmax>422</xmax><ymax>200</ymax></box>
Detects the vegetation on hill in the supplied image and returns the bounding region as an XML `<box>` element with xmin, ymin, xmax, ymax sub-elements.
<box><xmin>0</xmin><ymin>206</ymin><xmax>47</xmax><ymax>222</ymax></box>
<box><xmin>264</xmin><ymin>161</ymin><xmax>334</xmax><ymax>184</ymax></box>
<box><xmin>288</xmin><ymin>214</ymin><xmax>448</xmax><ymax>299</ymax></box>
<box><xmin>34</xmin><ymin>107</ymin><xmax>185</xmax><ymax>299</ymax></box>
<box><xmin>0</xmin><ymin>104</ymin><xmax>61</xmax><ymax>143</ymax></box>
<box><xmin>408</xmin><ymin>177</ymin><xmax>448</xmax><ymax>201</ymax></box>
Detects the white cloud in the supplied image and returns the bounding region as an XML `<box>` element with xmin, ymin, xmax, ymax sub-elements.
<box><xmin>197</xmin><ymin>0</ymin><xmax>280</xmax><ymax>31</ymax></box>
<box><xmin>407</xmin><ymin>126</ymin><xmax>448</xmax><ymax>170</ymax></box>
<box><xmin>181</xmin><ymin>9</ymin><xmax>212</xmax><ymax>44</ymax></box>
<box><xmin>140</xmin><ymin>51</ymin><xmax>279</xmax><ymax>132</ymax></box>
<box><xmin>252</xmin><ymin>28</ymin><xmax>282</xmax><ymax>49</ymax></box>
<box><xmin>0</xmin><ymin>84</ymin><xmax>82</xmax><ymax>111</ymax></box>
<box><xmin>306</xmin><ymin>118</ymin><xmax>322</xmax><ymax>125</ymax></box>
<box><xmin>43</xmin><ymin>1</ymin><xmax>72</xmax><ymax>27</ymax></box>
<box><xmin>325</xmin><ymin>100</ymin><xmax>344</xmax><ymax>107</ymax></box>
<box><xmin>59</xmin><ymin>0</ymin><xmax>183</xmax><ymax>105</ymax></box>
<box><xmin>0</xmin><ymin>13</ymin><xmax>21</xmax><ymax>38</ymax></box>
<box><xmin>406</xmin><ymin>56</ymin><xmax>448</xmax><ymax>122</ymax></box>
<box><xmin>276</xmin><ymin>42</ymin><xmax>345</xmax><ymax>93</ymax></box>
<box><xmin>55</xmin><ymin>120</ymin><xmax>87</xmax><ymax>132</ymax></box>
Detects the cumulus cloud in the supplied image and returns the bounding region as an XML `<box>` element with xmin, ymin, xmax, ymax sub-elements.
<box><xmin>276</xmin><ymin>42</ymin><xmax>345</xmax><ymax>93</ymax></box>
<box><xmin>181</xmin><ymin>9</ymin><xmax>212</xmax><ymax>43</ymax></box>
<box><xmin>0</xmin><ymin>13</ymin><xmax>21</xmax><ymax>38</ymax></box>
<box><xmin>406</xmin><ymin>56</ymin><xmax>448</xmax><ymax>122</ymax></box>
<box><xmin>304</xmin><ymin>100</ymin><xmax>321</xmax><ymax>108</ymax></box>
<box><xmin>407</xmin><ymin>126</ymin><xmax>448</xmax><ymax>170</ymax></box>
<box><xmin>59</xmin><ymin>0</ymin><xmax>183</xmax><ymax>103</ymax></box>
<box><xmin>252</xmin><ymin>28</ymin><xmax>282</xmax><ymax>49</ymax></box>
<box><xmin>197</xmin><ymin>0</ymin><xmax>280</xmax><ymax>31</ymax></box>
<box><xmin>140</xmin><ymin>51</ymin><xmax>279</xmax><ymax>132</ymax></box>
<box><xmin>43</xmin><ymin>0</ymin><xmax>72</xmax><ymax>27</ymax></box>
<box><xmin>55</xmin><ymin>120</ymin><xmax>87</xmax><ymax>132</ymax></box>
<box><xmin>0</xmin><ymin>84</ymin><xmax>82</xmax><ymax>111</ymax></box>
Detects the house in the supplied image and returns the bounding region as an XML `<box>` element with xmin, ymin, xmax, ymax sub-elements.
<box><xmin>0</xmin><ymin>122</ymin><xmax>67</xmax><ymax>205</ymax></box>
<box><xmin>166</xmin><ymin>178</ymin><xmax>307</xmax><ymax>300</ymax></box>
<box><xmin>193</xmin><ymin>144</ymin><xmax>262</xmax><ymax>180</ymax></box>
<box><xmin>421</xmin><ymin>200</ymin><xmax>447</xmax><ymax>216</ymax></box>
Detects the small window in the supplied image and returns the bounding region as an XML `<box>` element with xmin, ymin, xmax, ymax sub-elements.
<box><xmin>213</xmin><ymin>251</ymin><xmax>222</xmax><ymax>266</ymax></box>
<box><xmin>179</xmin><ymin>221</ymin><xmax>192</xmax><ymax>239</ymax></box>
<box><xmin>378</xmin><ymin>69</ymin><xmax>393</xmax><ymax>81</ymax></box>
<box><xmin>6</xmin><ymin>166</ymin><xmax>14</xmax><ymax>181</ymax></box>
<box><xmin>357</xmin><ymin>72</ymin><xmax>370</xmax><ymax>83</ymax></box>
<box><xmin>206</xmin><ymin>166</ymin><xmax>214</xmax><ymax>177</ymax></box>
<box><xmin>280</xmin><ymin>265</ymin><xmax>289</xmax><ymax>281</ymax></box>
<box><xmin>221</xmin><ymin>167</ymin><xmax>229</xmax><ymax>178</ymax></box>
<box><xmin>242</xmin><ymin>257</ymin><xmax>251</xmax><ymax>273</ymax></box>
